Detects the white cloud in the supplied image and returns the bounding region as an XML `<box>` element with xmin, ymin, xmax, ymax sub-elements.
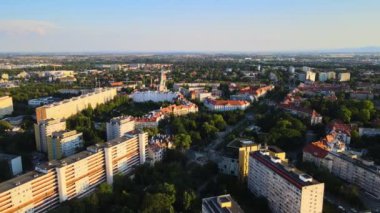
<box><xmin>0</xmin><ymin>20</ymin><xmax>58</xmax><ymax>36</ymax></box>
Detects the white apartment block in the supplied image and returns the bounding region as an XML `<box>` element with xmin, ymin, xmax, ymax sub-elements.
<box><xmin>34</xmin><ymin>118</ymin><xmax>67</xmax><ymax>153</ymax></box>
<box><xmin>248</xmin><ymin>151</ymin><xmax>324</xmax><ymax>213</ymax></box>
<box><xmin>106</xmin><ymin>116</ymin><xmax>135</xmax><ymax>141</ymax></box>
<box><xmin>131</xmin><ymin>91</ymin><xmax>180</xmax><ymax>103</ymax></box>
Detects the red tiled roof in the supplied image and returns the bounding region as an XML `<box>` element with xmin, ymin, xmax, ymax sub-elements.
<box><xmin>303</xmin><ymin>143</ymin><xmax>329</xmax><ymax>158</ymax></box>
<box><xmin>207</xmin><ymin>99</ymin><xmax>249</xmax><ymax>106</ymax></box>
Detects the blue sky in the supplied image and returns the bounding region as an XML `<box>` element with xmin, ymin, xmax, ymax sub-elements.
<box><xmin>0</xmin><ymin>0</ymin><xmax>379</xmax><ymax>52</ymax></box>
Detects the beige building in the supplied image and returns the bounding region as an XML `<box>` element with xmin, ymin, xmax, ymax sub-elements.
<box><xmin>34</xmin><ymin>119</ymin><xmax>67</xmax><ymax>153</ymax></box>
<box><xmin>106</xmin><ymin>116</ymin><xmax>135</xmax><ymax>141</ymax></box>
<box><xmin>303</xmin><ymin>143</ymin><xmax>380</xmax><ymax>199</ymax></box>
<box><xmin>0</xmin><ymin>96</ymin><xmax>13</xmax><ymax>118</ymax></box>
<box><xmin>0</xmin><ymin>131</ymin><xmax>148</xmax><ymax>212</ymax></box>
<box><xmin>47</xmin><ymin>130</ymin><xmax>84</xmax><ymax>160</ymax></box>
<box><xmin>0</xmin><ymin>164</ymin><xmax>59</xmax><ymax>213</ymax></box>
<box><xmin>248</xmin><ymin>150</ymin><xmax>324</xmax><ymax>213</ymax></box>
<box><xmin>36</xmin><ymin>88</ymin><xmax>117</xmax><ymax>122</ymax></box>
<box><xmin>338</xmin><ymin>72</ymin><xmax>350</xmax><ymax>82</ymax></box>
<box><xmin>54</xmin><ymin>148</ymin><xmax>106</xmax><ymax>202</ymax></box>
<box><xmin>104</xmin><ymin>132</ymin><xmax>147</xmax><ymax>184</ymax></box>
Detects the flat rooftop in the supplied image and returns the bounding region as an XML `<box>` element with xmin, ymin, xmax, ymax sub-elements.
<box><xmin>0</xmin><ymin>170</ymin><xmax>51</xmax><ymax>194</ymax></box>
<box><xmin>202</xmin><ymin>194</ymin><xmax>244</xmax><ymax>213</ymax></box>
<box><xmin>251</xmin><ymin>151</ymin><xmax>320</xmax><ymax>189</ymax></box>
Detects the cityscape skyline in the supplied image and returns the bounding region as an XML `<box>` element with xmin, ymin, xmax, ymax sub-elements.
<box><xmin>1</xmin><ymin>0</ymin><xmax>380</xmax><ymax>52</ymax></box>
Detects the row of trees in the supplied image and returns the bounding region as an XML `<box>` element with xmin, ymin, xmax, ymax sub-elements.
<box><xmin>161</xmin><ymin>111</ymin><xmax>245</xmax><ymax>149</ymax></box>
<box><xmin>307</xmin><ymin>96</ymin><xmax>378</xmax><ymax>125</ymax></box>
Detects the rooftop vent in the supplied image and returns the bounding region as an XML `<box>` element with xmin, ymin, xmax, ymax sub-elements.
<box><xmin>260</xmin><ymin>150</ymin><xmax>269</xmax><ymax>156</ymax></box>
<box><xmin>217</xmin><ymin>195</ymin><xmax>232</xmax><ymax>209</ymax></box>
<box><xmin>270</xmin><ymin>156</ymin><xmax>281</xmax><ymax>164</ymax></box>
<box><xmin>299</xmin><ymin>174</ymin><xmax>313</xmax><ymax>182</ymax></box>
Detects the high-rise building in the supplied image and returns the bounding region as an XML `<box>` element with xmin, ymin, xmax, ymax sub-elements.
<box><xmin>34</xmin><ymin>119</ymin><xmax>67</xmax><ymax>153</ymax></box>
<box><xmin>0</xmin><ymin>132</ymin><xmax>148</xmax><ymax>212</ymax></box>
<box><xmin>54</xmin><ymin>147</ymin><xmax>106</xmax><ymax>202</ymax></box>
<box><xmin>303</xmin><ymin>143</ymin><xmax>380</xmax><ymax>199</ymax></box>
<box><xmin>158</xmin><ymin>70</ymin><xmax>168</xmax><ymax>92</ymax></box>
<box><xmin>35</xmin><ymin>88</ymin><xmax>117</xmax><ymax>122</ymax></box>
<box><xmin>0</xmin><ymin>164</ymin><xmax>59</xmax><ymax>213</ymax></box>
<box><xmin>47</xmin><ymin>130</ymin><xmax>84</xmax><ymax>160</ymax></box>
<box><xmin>0</xmin><ymin>96</ymin><xmax>13</xmax><ymax>118</ymax></box>
<box><xmin>106</xmin><ymin>116</ymin><xmax>135</xmax><ymax>141</ymax></box>
<box><xmin>248</xmin><ymin>150</ymin><xmax>324</xmax><ymax>213</ymax></box>
<box><xmin>104</xmin><ymin>132</ymin><xmax>147</xmax><ymax>184</ymax></box>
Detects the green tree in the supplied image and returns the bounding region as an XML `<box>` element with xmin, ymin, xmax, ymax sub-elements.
<box><xmin>181</xmin><ymin>190</ymin><xmax>197</xmax><ymax>211</ymax></box>
<box><xmin>142</xmin><ymin>193</ymin><xmax>174</xmax><ymax>213</ymax></box>
<box><xmin>338</xmin><ymin>106</ymin><xmax>352</xmax><ymax>123</ymax></box>
<box><xmin>174</xmin><ymin>134</ymin><xmax>192</xmax><ymax>150</ymax></box>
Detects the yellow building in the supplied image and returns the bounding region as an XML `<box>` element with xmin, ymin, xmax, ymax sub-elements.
<box><xmin>237</xmin><ymin>140</ymin><xmax>260</xmax><ymax>180</ymax></box>
<box><xmin>338</xmin><ymin>72</ymin><xmax>351</xmax><ymax>82</ymax></box>
<box><xmin>34</xmin><ymin>119</ymin><xmax>67</xmax><ymax>153</ymax></box>
<box><xmin>47</xmin><ymin>130</ymin><xmax>84</xmax><ymax>160</ymax></box>
<box><xmin>36</xmin><ymin>88</ymin><xmax>117</xmax><ymax>122</ymax></box>
<box><xmin>0</xmin><ymin>96</ymin><xmax>13</xmax><ymax>118</ymax></box>
<box><xmin>0</xmin><ymin>164</ymin><xmax>59</xmax><ymax>213</ymax></box>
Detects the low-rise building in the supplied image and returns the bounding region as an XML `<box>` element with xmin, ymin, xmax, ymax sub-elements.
<box><xmin>358</xmin><ymin>127</ymin><xmax>380</xmax><ymax>137</ymax></box>
<box><xmin>0</xmin><ymin>96</ymin><xmax>13</xmax><ymax>118</ymax></box>
<box><xmin>248</xmin><ymin>150</ymin><xmax>324</xmax><ymax>213</ymax></box>
<box><xmin>204</xmin><ymin>98</ymin><xmax>250</xmax><ymax>111</ymax></box>
<box><xmin>0</xmin><ymin>154</ymin><xmax>23</xmax><ymax>177</ymax></box>
<box><xmin>202</xmin><ymin>194</ymin><xmax>244</xmax><ymax>213</ymax></box>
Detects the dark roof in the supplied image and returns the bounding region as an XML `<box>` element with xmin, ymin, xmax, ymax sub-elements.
<box><xmin>250</xmin><ymin>152</ymin><xmax>320</xmax><ymax>189</ymax></box>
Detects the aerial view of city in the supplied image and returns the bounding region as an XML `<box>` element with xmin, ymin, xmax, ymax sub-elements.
<box><xmin>0</xmin><ymin>1</ymin><xmax>380</xmax><ymax>213</ymax></box>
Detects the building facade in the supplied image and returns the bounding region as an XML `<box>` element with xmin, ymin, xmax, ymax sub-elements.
<box><xmin>47</xmin><ymin>130</ymin><xmax>84</xmax><ymax>160</ymax></box>
<box><xmin>0</xmin><ymin>132</ymin><xmax>148</xmax><ymax>213</ymax></box>
<box><xmin>35</xmin><ymin>88</ymin><xmax>117</xmax><ymax>122</ymax></box>
<box><xmin>204</xmin><ymin>99</ymin><xmax>250</xmax><ymax>111</ymax></box>
<box><xmin>34</xmin><ymin>119</ymin><xmax>67</xmax><ymax>153</ymax></box>
<box><xmin>338</xmin><ymin>72</ymin><xmax>351</xmax><ymax>82</ymax></box>
<box><xmin>303</xmin><ymin>143</ymin><xmax>380</xmax><ymax>199</ymax></box>
<box><xmin>0</xmin><ymin>96</ymin><xmax>13</xmax><ymax>118</ymax></box>
<box><xmin>104</xmin><ymin>133</ymin><xmax>147</xmax><ymax>184</ymax></box>
<box><xmin>248</xmin><ymin>151</ymin><xmax>324</xmax><ymax>213</ymax></box>
<box><xmin>106</xmin><ymin>116</ymin><xmax>135</xmax><ymax>141</ymax></box>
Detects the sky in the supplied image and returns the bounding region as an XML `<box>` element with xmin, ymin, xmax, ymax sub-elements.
<box><xmin>0</xmin><ymin>0</ymin><xmax>380</xmax><ymax>52</ymax></box>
